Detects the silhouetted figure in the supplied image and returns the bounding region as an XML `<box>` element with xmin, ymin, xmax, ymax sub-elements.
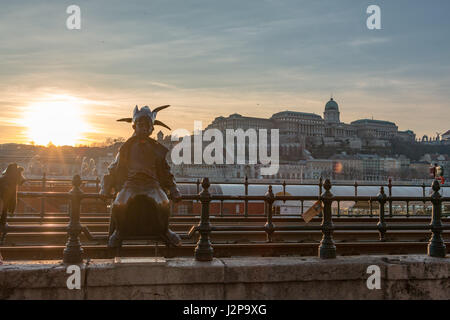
<box><xmin>100</xmin><ymin>105</ymin><xmax>181</xmax><ymax>248</ymax></box>
<box><xmin>430</xmin><ymin>163</ymin><xmax>439</xmax><ymax>179</ymax></box>
<box><xmin>0</xmin><ymin>163</ymin><xmax>26</xmax><ymax>241</ymax></box>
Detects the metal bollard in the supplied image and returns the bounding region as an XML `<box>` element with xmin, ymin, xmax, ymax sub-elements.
<box><xmin>195</xmin><ymin>178</ymin><xmax>214</xmax><ymax>261</ymax></box>
<box><xmin>63</xmin><ymin>175</ymin><xmax>84</xmax><ymax>264</ymax></box>
<box><xmin>377</xmin><ymin>186</ymin><xmax>387</xmax><ymax>241</ymax></box>
<box><xmin>427</xmin><ymin>180</ymin><xmax>446</xmax><ymax>258</ymax></box>
<box><xmin>264</xmin><ymin>185</ymin><xmax>275</xmax><ymax>243</ymax></box>
<box><xmin>319</xmin><ymin>179</ymin><xmax>336</xmax><ymax>259</ymax></box>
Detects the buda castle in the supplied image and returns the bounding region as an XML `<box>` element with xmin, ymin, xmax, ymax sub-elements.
<box><xmin>205</xmin><ymin>98</ymin><xmax>416</xmax><ymax>158</ymax></box>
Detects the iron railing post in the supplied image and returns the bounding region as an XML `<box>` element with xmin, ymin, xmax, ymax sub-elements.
<box><xmin>264</xmin><ymin>185</ymin><xmax>275</xmax><ymax>243</ymax></box>
<box><xmin>95</xmin><ymin>177</ymin><xmax>100</xmax><ymax>193</ymax></box>
<box><xmin>195</xmin><ymin>178</ymin><xmax>214</xmax><ymax>261</ymax></box>
<box><xmin>353</xmin><ymin>181</ymin><xmax>358</xmax><ymax>217</ymax></box>
<box><xmin>244</xmin><ymin>176</ymin><xmax>249</xmax><ymax>217</ymax></box>
<box><xmin>40</xmin><ymin>172</ymin><xmax>46</xmax><ymax>220</ymax></box>
<box><xmin>427</xmin><ymin>180</ymin><xmax>446</xmax><ymax>258</ymax></box>
<box><xmin>63</xmin><ymin>175</ymin><xmax>84</xmax><ymax>264</ymax></box>
<box><xmin>318</xmin><ymin>177</ymin><xmax>323</xmax><ymax>218</ymax></box>
<box><xmin>406</xmin><ymin>201</ymin><xmax>410</xmax><ymax>218</ymax></box>
<box><xmin>319</xmin><ymin>176</ymin><xmax>323</xmax><ymax>195</ymax></box>
<box><xmin>319</xmin><ymin>179</ymin><xmax>336</xmax><ymax>259</ymax></box>
<box><xmin>337</xmin><ymin>201</ymin><xmax>340</xmax><ymax>217</ymax></box>
<box><xmin>422</xmin><ymin>182</ymin><xmax>426</xmax><ymax>216</ymax></box>
<box><xmin>377</xmin><ymin>186</ymin><xmax>387</xmax><ymax>241</ymax></box>
<box><xmin>388</xmin><ymin>178</ymin><xmax>393</xmax><ymax>217</ymax></box>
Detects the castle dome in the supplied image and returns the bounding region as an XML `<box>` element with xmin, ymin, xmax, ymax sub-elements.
<box><xmin>325</xmin><ymin>98</ymin><xmax>339</xmax><ymax>111</ymax></box>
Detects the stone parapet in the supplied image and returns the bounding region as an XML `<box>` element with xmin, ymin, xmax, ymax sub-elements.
<box><xmin>0</xmin><ymin>255</ymin><xmax>448</xmax><ymax>300</ymax></box>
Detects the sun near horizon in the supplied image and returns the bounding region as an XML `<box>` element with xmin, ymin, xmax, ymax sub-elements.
<box><xmin>19</xmin><ymin>94</ymin><xmax>93</xmax><ymax>147</ymax></box>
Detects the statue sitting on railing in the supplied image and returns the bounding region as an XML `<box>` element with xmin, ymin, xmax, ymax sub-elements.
<box><xmin>100</xmin><ymin>105</ymin><xmax>182</xmax><ymax>248</ymax></box>
<box><xmin>0</xmin><ymin>163</ymin><xmax>26</xmax><ymax>236</ymax></box>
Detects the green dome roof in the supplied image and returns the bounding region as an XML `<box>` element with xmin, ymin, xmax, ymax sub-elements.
<box><xmin>325</xmin><ymin>98</ymin><xmax>339</xmax><ymax>111</ymax></box>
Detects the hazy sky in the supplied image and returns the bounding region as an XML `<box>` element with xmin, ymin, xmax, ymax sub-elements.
<box><xmin>1</xmin><ymin>0</ymin><xmax>449</xmax><ymax>145</ymax></box>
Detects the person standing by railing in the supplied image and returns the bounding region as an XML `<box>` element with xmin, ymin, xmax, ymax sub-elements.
<box><xmin>430</xmin><ymin>162</ymin><xmax>445</xmax><ymax>184</ymax></box>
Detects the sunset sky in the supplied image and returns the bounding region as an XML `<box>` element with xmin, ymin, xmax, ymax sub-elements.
<box><xmin>1</xmin><ymin>0</ymin><xmax>449</xmax><ymax>146</ymax></box>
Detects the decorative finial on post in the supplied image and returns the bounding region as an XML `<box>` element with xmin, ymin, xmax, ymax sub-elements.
<box><xmin>73</xmin><ymin>174</ymin><xmax>82</xmax><ymax>188</ymax></box>
<box><xmin>201</xmin><ymin>177</ymin><xmax>210</xmax><ymax>192</ymax></box>
<box><xmin>432</xmin><ymin>179</ymin><xmax>440</xmax><ymax>193</ymax></box>
<box><xmin>323</xmin><ymin>179</ymin><xmax>331</xmax><ymax>193</ymax></box>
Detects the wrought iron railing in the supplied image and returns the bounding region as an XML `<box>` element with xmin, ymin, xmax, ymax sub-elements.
<box><xmin>19</xmin><ymin>174</ymin><xmax>448</xmax><ymax>218</ymax></box>
<box><xmin>187</xmin><ymin>178</ymin><xmax>449</xmax><ymax>260</ymax></box>
<box><xmin>2</xmin><ymin>175</ymin><xmax>448</xmax><ymax>263</ymax></box>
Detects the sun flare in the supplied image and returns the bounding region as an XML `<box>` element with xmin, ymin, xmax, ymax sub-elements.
<box><xmin>22</xmin><ymin>95</ymin><xmax>91</xmax><ymax>146</ymax></box>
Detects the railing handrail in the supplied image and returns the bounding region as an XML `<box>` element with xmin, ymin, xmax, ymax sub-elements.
<box><xmin>15</xmin><ymin>191</ymin><xmax>450</xmax><ymax>203</ymax></box>
<box><xmin>21</xmin><ymin>175</ymin><xmax>446</xmax><ymax>188</ymax></box>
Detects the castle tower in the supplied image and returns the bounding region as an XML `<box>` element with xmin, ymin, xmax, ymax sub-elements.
<box><xmin>324</xmin><ymin>98</ymin><xmax>340</xmax><ymax>123</ymax></box>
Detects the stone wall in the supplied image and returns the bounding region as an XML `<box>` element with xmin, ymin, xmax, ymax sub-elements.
<box><xmin>0</xmin><ymin>255</ymin><xmax>448</xmax><ymax>300</ymax></box>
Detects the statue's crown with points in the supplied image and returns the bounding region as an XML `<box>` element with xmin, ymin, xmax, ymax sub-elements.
<box><xmin>117</xmin><ymin>105</ymin><xmax>171</xmax><ymax>130</ymax></box>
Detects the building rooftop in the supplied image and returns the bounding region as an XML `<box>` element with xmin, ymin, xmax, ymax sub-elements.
<box><xmin>271</xmin><ymin>111</ymin><xmax>322</xmax><ymax>119</ymax></box>
<box><xmin>351</xmin><ymin>119</ymin><xmax>396</xmax><ymax>126</ymax></box>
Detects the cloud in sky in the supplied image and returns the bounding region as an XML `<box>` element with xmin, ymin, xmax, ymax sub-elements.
<box><xmin>0</xmin><ymin>0</ymin><xmax>449</xmax><ymax>144</ymax></box>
